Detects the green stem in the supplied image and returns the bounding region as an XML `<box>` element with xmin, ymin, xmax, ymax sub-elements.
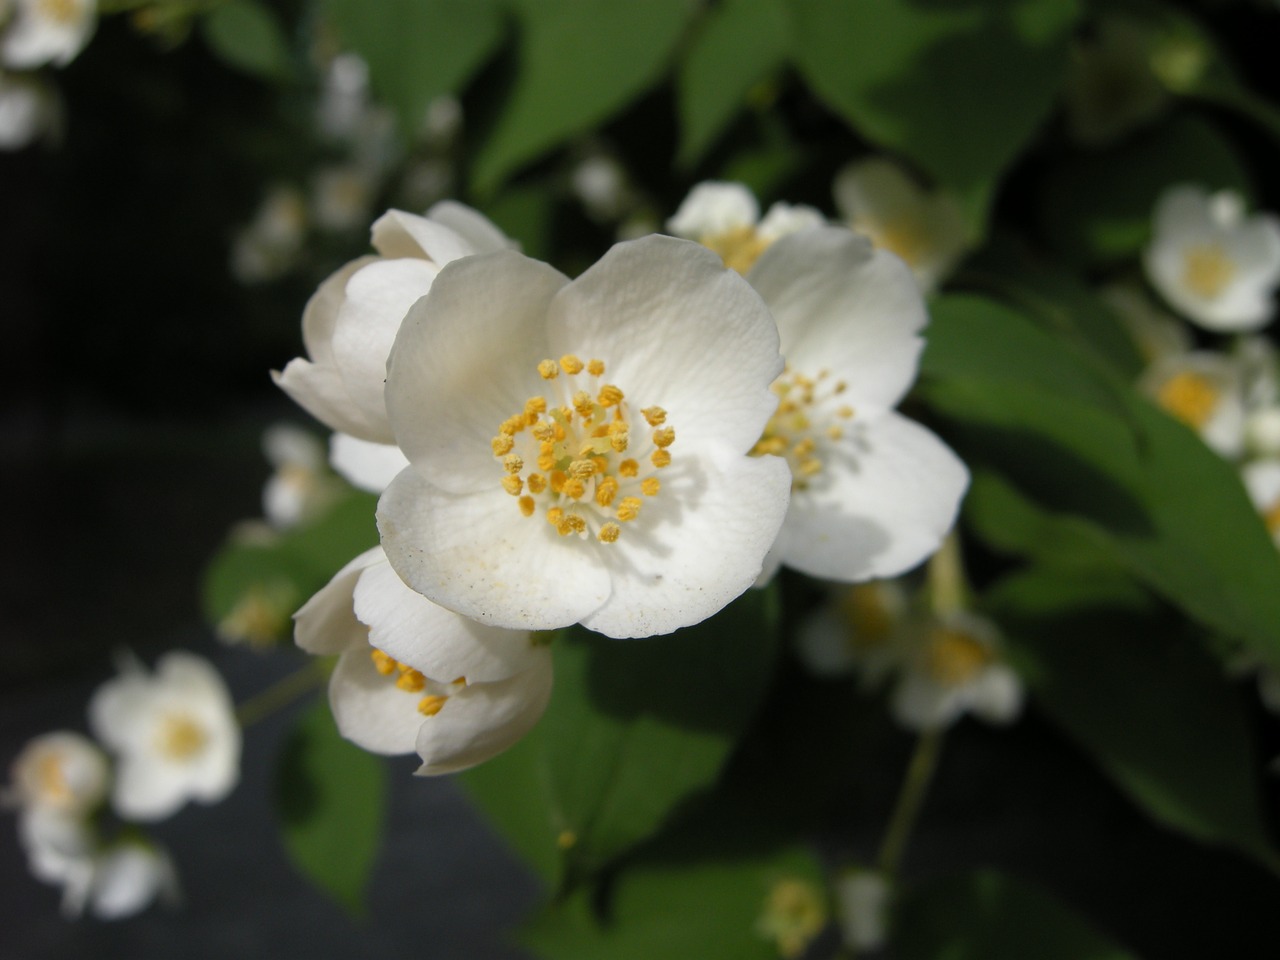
<box><xmin>876</xmin><ymin>727</ymin><xmax>945</xmax><ymax>881</ymax></box>
<box><xmin>236</xmin><ymin>659</ymin><xmax>329</xmax><ymax>729</ymax></box>
<box><xmin>926</xmin><ymin>530</ymin><xmax>967</xmax><ymax>618</ymax></box>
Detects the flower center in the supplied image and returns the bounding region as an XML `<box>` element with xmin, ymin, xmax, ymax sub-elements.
<box><xmin>702</xmin><ymin>225</ymin><xmax>769</xmax><ymax>274</ymax></box>
<box><xmin>1263</xmin><ymin>498</ymin><xmax>1280</xmax><ymax>537</ymax></box>
<box><xmin>756</xmin><ymin>878</ymin><xmax>827</xmax><ymax>960</ymax></box>
<box><xmin>752</xmin><ymin>366</ymin><xmax>854</xmax><ymax>491</ymax></box>
<box><xmin>38</xmin><ymin>0</ymin><xmax>81</xmax><ymax>24</ymax></box>
<box><xmin>491</xmin><ymin>355</ymin><xmax>674</xmax><ymax>544</ymax></box>
<box><xmin>34</xmin><ymin>752</ymin><xmax>72</xmax><ymax>805</ymax></box>
<box><xmin>155</xmin><ymin>713</ymin><xmax>209</xmax><ymax>761</ymax></box>
<box><xmin>872</xmin><ymin>218</ymin><xmax>931</xmax><ymax>269</ymax></box>
<box><xmin>1181</xmin><ymin>243</ymin><xmax>1236</xmax><ymax>299</ymax></box>
<box><xmin>369</xmin><ymin>648</ymin><xmax>462</xmax><ymax>716</ymax></box>
<box><xmin>1156</xmin><ymin>370</ymin><xmax>1220</xmax><ymax>429</ymax></box>
<box><xmin>923</xmin><ymin>626</ymin><xmax>993</xmax><ymax>687</ymax></box>
<box><xmin>836</xmin><ymin>583</ymin><xmax>897</xmax><ymax>651</ymax></box>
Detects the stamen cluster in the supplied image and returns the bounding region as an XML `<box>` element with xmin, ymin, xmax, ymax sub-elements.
<box><xmin>752</xmin><ymin>366</ymin><xmax>854</xmax><ymax>491</ymax></box>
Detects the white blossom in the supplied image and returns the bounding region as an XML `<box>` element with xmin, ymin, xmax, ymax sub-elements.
<box><xmin>1140</xmin><ymin>349</ymin><xmax>1246</xmax><ymax>459</ymax></box>
<box><xmin>64</xmin><ymin>841</ymin><xmax>179</xmax><ymax>920</ymax></box>
<box><xmin>0</xmin><ymin>71</ymin><xmax>57</xmax><ymax>149</ymax></box>
<box><xmin>1243</xmin><ymin>458</ymin><xmax>1280</xmax><ymax>548</ymax></box>
<box><xmin>1143</xmin><ymin>185</ymin><xmax>1280</xmax><ymax>332</ymax></box>
<box><xmin>795</xmin><ymin>580</ymin><xmax>909</xmax><ymax>685</ymax></box>
<box><xmin>230</xmin><ymin>184</ymin><xmax>308</xmax><ymax>283</ymax></box>
<box><xmin>835</xmin><ymin>869</ymin><xmax>891</xmax><ymax>953</ymax></box>
<box><xmin>667</xmin><ymin>180</ymin><xmax>824</xmax><ymax>274</ymax></box>
<box><xmin>7</xmin><ymin>731</ymin><xmax>108</xmax><ymax>817</ymax></box>
<box><xmin>88</xmin><ymin>652</ymin><xmax>240</xmax><ymax>821</ymax></box>
<box><xmin>376</xmin><ymin>235</ymin><xmax>792</xmax><ymax>638</ymax></box>
<box><xmin>1</xmin><ymin>0</ymin><xmax>95</xmax><ymax>69</ymax></box>
<box><xmin>260</xmin><ymin>422</ymin><xmax>336</xmax><ymax>529</ymax></box>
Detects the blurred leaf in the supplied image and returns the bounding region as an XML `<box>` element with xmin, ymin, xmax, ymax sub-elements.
<box><xmin>989</xmin><ymin>566</ymin><xmax>1277</xmax><ymax>869</ymax></box>
<box><xmin>1038</xmin><ymin>115</ymin><xmax>1253</xmax><ymax>268</ymax></box>
<box><xmin>472</xmin><ymin>0</ymin><xmax>696</xmax><ymax>193</ymax></box>
<box><xmin>275</xmin><ymin>699</ymin><xmax>387</xmax><ymax>915</ymax></box>
<box><xmin>675</xmin><ymin>0</ymin><xmax>790</xmax><ymax>169</ymax></box>
<box><xmin>461</xmin><ymin>586</ymin><xmax>782</xmax><ymax>889</ymax></box>
<box><xmin>896</xmin><ymin>869</ymin><xmax>1138</xmax><ymax>960</ymax></box>
<box><xmin>201</xmin><ymin>0</ymin><xmax>294</xmax><ymax>81</ymax></box>
<box><xmin>789</xmin><ymin>0</ymin><xmax>1080</xmax><ymax>232</ymax></box>
<box><xmin>321</xmin><ymin>0</ymin><xmax>504</xmax><ymax>137</ymax></box>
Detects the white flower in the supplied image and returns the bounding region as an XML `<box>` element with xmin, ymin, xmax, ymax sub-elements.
<box><xmin>294</xmin><ymin>547</ymin><xmax>552</xmax><ymax>774</ymax></box>
<box><xmin>1243</xmin><ymin>458</ymin><xmax>1280</xmax><ymax>548</ymax></box>
<box><xmin>0</xmin><ymin>72</ymin><xmax>58</xmax><ymax>150</ymax></box>
<box><xmin>746</xmin><ymin>227</ymin><xmax>969</xmax><ymax>583</ymax></box>
<box><xmin>832</xmin><ymin>157</ymin><xmax>971</xmax><ymax>291</ymax></box>
<box><xmin>64</xmin><ymin>841</ymin><xmax>179</xmax><ymax>920</ymax></box>
<box><xmin>273</xmin><ymin>202</ymin><xmax>513</xmax><ymax>446</ymax></box>
<box><xmin>377</xmin><ymin>235</ymin><xmax>792</xmax><ymax>638</ymax></box>
<box><xmin>571</xmin><ymin>153</ymin><xmax>631</xmax><ymax>222</ymax></box>
<box><xmin>1</xmin><ymin>0</ymin><xmax>95</xmax><ymax>69</ymax></box>
<box><xmin>7</xmin><ymin>731</ymin><xmax>108</xmax><ymax>816</ymax></box>
<box><xmin>229</xmin><ymin>184</ymin><xmax>308</xmax><ymax>283</ymax></box>
<box><xmin>1143</xmin><ymin>185</ymin><xmax>1280</xmax><ymax>332</ymax></box>
<box><xmin>890</xmin><ymin>610</ymin><xmax>1023</xmax><ymax>731</ymax></box>
<box><xmin>329</xmin><ymin>432</ymin><xmax>410</xmax><ymax>494</ymax></box>
<box><xmin>1140</xmin><ymin>349</ymin><xmax>1246</xmax><ymax>459</ymax></box>
<box><xmin>1063</xmin><ymin>14</ymin><xmax>1169</xmax><ymax>147</ymax></box>
<box><xmin>260</xmin><ymin>422</ymin><xmax>336</xmax><ymax>529</ymax></box>
<box><xmin>834</xmin><ymin>869</ymin><xmax>891</xmax><ymax>953</ymax></box>
<box><xmin>87</xmin><ymin>653</ymin><xmax>240</xmax><ymax>821</ymax></box>
<box><xmin>666</xmin><ymin>181</ymin><xmax>825</xmax><ymax>274</ymax></box>
<box><xmin>795</xmin><ymin>579</ymin><xmax>909</xmax><ymax>684</ymax></box>
<box><xmin>310</xmin><ymin>164</ymin><xmax>376</xmax><ymax>234</ymax></box>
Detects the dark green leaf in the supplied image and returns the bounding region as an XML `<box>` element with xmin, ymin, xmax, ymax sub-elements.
<box><xmin>201</xmin><ymin>0</ymin><xmax>294</xmax><ymax>81</ymax></box>
<box><xmin>897</xmin><ymin>869</ymin><xmax>1138</xmax><ymax>960</ymax></box>
<box><xmin>275</xmin><ymin>699</ymin><xmax>388</xmax><ymax>914</ymax></box>
<box><xmin>675</xmin><ymin>0</ymin><xmax>790</xmax><ymax>168</ymax></box>
<box><xmin>472</xmin><ymin>0</ymin><xmax>696</xmax><ymax>193</ymax></box>
<box><xmin>321</xmin><ymin>0</ymin><xmax>504</xmax><ymax>137</ymax></box>
<box><xmin>989</xmin><ymin>566</ymin><xmax>1277</xmax><ymax>868</ymax></box>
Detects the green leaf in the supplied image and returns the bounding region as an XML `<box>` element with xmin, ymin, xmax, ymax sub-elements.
<box><xmin>461</xmin><ymin>587</ymin><xmax>782</xmax><ymax>889</ymax></box>
<box><xmin>675</xmin><ymin>0</ymin><xmax>790</xmax><ymax>168</ymax></box>
<box><xmin>896</xmin><ymin>869</ymin><xmax>1138</xmax><ymax>960</ymax></box>
<box><xmin>988</xmin><ymin>566</ymin><xmax>1277</xmax><ymax>868</ymax></box>
<box><xmin>789</xmin><ymin>0</ymin><xmax>1080</xmax><ymax>230</ymax></box>
<box><xmin>201</xmin><ymin>0</ymin><xmax>294</xmax><ymax>81</ymax></box>
<box><xmin>472</xmin><ymin>0</ymin><xmax>696</xmax><ymax>193</ymax></box>
<box><xmin>321</xmin><ymin>0</ymin><xmax>504</xmax><ymax>137</ymax></box>
<box><xmin>521</xmin><ymin>839</ymin><xmax>822</xmax><ymax>960</ymax></box>
<box><xmin>1038</xmin><ymin>114</ymin><xmax>1253</xmax><ymax>268</ymax></box>
<box><xmin>275</xmin><ymin>699</ymin><xmax>388</xmax><ymax>914</ymax></box>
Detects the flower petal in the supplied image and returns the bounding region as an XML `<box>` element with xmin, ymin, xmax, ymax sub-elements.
<box><xmin>424</xmin><ymin>200</ymin><xmax>517</xmax><ymax>255</ymax></box>
<box><xmin>293</xmin><ymin>547</ymin><xmax>383</xmax><ymax>655</ymax></box>
<box><xmin>272</xmin><ymin>358</ymin><xmax>386</xmax><ymax>441</ymax></box>
<box><xmin>301</xmin><ymin>256</ymin><xmax>376</xmax><ymax>364</ymax></box>
<box><xmin>773</xmin><ymin>411</ymin><xmax>968</xmax><ymax>582</ymax></box>
<box><xmin>328</xmin><ymin>434</ymin><xmax>410</xmax><ymax>494</ymax></box>
<box><xmin>369</xmin><ymin>208</ymin><xmax>478</xmax><ymax>265</ymax></box>
<box><xmin>327</xmin><ymin>647</ymin><xmax>423</xmax><ymax>755</ymax></box>
<box><xmin>378</xmin><ymin>468</ymin><xmax>611</xmax><ymax>631</ymax></box>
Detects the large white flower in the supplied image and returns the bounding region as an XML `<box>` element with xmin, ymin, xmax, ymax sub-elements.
<box><xmin>1143</xmin><ymin>185</ymin><xmax>1280</xmax><ymax>332</ymax></box>
<box><xmin>7</xmin><ymin>730</ymin><xmax>108</xmax><ymax>817</ymax></box>
<box><xmin>87</xmin><ymin>653</ymin><xmax>240</xmax><ymax>821</ymax></box>
<box><xmin>745</xmin><ymin>226</ymin><xmax>969</xmax><ymax>583</ymax></box>
<box><xmin>273</xmin><ymin>202</ymin><xmax>513</xmax><ymax>446</ymax></box>
<box><xmin>377</xmin><ymin>236</ymin><xmax>792</xmax><ymax>638</ymax></box>
<box><xmin>832</xmin><ymin>158</ymin><xmax>971</xmax><ymax>291</ymax></box>
<box><xmin>294</xmin><ymin>547</ymin><xmax>552</xmax><ymax>774</ymax></box>
<box><xmin>667</xmin><ymin>180</ymin><xmax>825</xmax><ymax>274</ymax></box>
<box><xmin>1</xmin><ymin>0</ymin><xmax>95</xmax><ymax>69</ymax></box>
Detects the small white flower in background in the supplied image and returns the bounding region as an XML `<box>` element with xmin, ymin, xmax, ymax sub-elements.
<box><xmin>421</xmin><ymin>93</ymin><xmax>462</xmax><ymax>146</ymax></box>
<box><xmin>273</xmin><ymin>202</ymin><xmax>514</xmax><ymax>449</ymax></box>
<box><xmin>832</xmin><ymin>157</ymin><xmax>971</xmax><ymax>291</ymax></box>
<box><xmin>835</xmin><ymin>868</ymin><xmax>891</xmax><ymax>954</ymax></box>
<box><xmin>754</xmin><ymin>877</ymin><xmax>828</xmax><ymax>960</ymax></box>
<box><xmin>746</xmin><ymin>227</ymin><xmax>969</xmax><ymax>584</ymax></box>
<box><xmin>214</xmin><ymin>580</ymin><xmax>299</xmax><ymax>648</ymax></box>
<box><xmin>1099</xmin><ymin>283</ymin><xmax>1191</xmax><ymax>366</ymax></box>
<box><xmin>0</xmin><ymin>71</ymin><xmax>58</xmax><ymax>150</ymax></box>
<box><xmin>315</xmin><ymin>52</ymin><xmax>371</xmax><ymax>142</ymax></box>
<box><xmin>294</xmin><ymin>547</ymin><xmax>552</xmax><ymax>774</ymax></box>
<box><xmin>260</xmin><ymin>422</ymin><xmax>337</xmax><ymax>529</ymax></box>
<box><xmin>1143</xmin><ymin>184</ymin><xmax>1280</xmax><ymax>332</ymax></box>
<box><xmin>88</xmin><ymin>652</ymin><xmax>240</xmax><ymax>821</ymax></box>
<box><xmin>571</xmin><ymin>153</ymin><xmax>632</xmax><ymax>223</ymax></box>
<box><xmin>666</xmin><ymin>180</ymin><xmax>825</xmax><ymax>274</ymax></box>
<box><xmin>310</xmin><ymin>164</ymin><xmax>376</xmax><ymax>234</ymax></box>
<box><xmin>1242</xmin><ymin>458</ymin><xmax>1280</xmax><ymax>548</ymax></box>
<box><xmin>795</xmin><ymin>579</ymin><xmax>909</xmax><ymax>685</ymax></box>
<box><xmin>1</xmin><ymin>0</ymin><xmax>95</xmax><ymax>69</ymax></box>
<box><xmin>7</xmin><ymin>731</ymin><xmax>108</xmax><ymax>816</ymax></box>
<box><xmin>63</xmin><ymin>841</ymin><xmax>179</xmax><ymax>921</ymax></box>
<box><xmin>890</xmin><ymin>609</ymin><xmax>1023</xmax><ymax>732</ymax></box>
<box><xmin>230</xmin><ymin>184</ymin><xmax>309</xmax><ymax>284</ymax></box>
<box><xmin>16</xmin><ymin>805</ymin><xmax>96</xmax><ymax>907</ymax></box>
<box><xmin>1140</xmin><ymin>350</ymin><xmax>1246</xmax><ymax>459</ymax></box>
<box><xmin>377</xmin><ymin>236</ymin><xmax>792</xmax><ymax>638</ymax></box>
<box><xmin>1063</xmin><ymin>14</ymin><xmax>1169</xmax><ymax>147</ymax></box>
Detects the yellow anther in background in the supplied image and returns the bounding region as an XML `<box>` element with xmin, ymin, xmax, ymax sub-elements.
<box><xmin>827</xmin><ymin>426</ymin><xmax>844</xmax><ymax>441</ymax></box>
<box><xmin>595</xmin><ymin>476</ymin><xmax>619</xmax><ymax>506</ymax></box>
<box><xmin>641</xmin><ymin>406</ymin><xmax>666</xmax><ymax>426</ymax></box>
<box><xmin>641</xmin><ymin>477</ymin><xmax>661</xmax><ymax>496</ymax></box>
<box><xmin>396</xmin><ymin>669</ymin><xmax>427</xmax><ymax>693</ymax></box>
<box><xmin>619</xmin><ymin>459</ymin><xmax>639</xmax><ymax>477</ymax></box>
<box><xmin>587</xmin><ymin>359</ymin><xmax>605</xmax><ymax>376</ymax></box>
<box><xmin>550</xmin><ymin>470</ymin><xmax>567</xmax><ymax>494</ymax></box>
<box><xmin>546</xmin><ymin>507</ymin><xmax>565</xmax><ymax>526</ymax></box>
<box><xmin>651</xmin><ymin>449</ymin><xmax>672</xmax><ymax>469</ymax></box>
<box><xmin>836</xmin><ymin>405</ymin><xmax>854</xmax><ymax>419</ymax></box>
<box><xmin>598</xmin><ymin>522</ymin><xmax>621</xmax><ymax>543</ymax></box>
<box><xmin>418</xmin><ymin>695</ymin><xmax>448</xmax><ymax>716</ymax></box>
<box><xmin>560</xmin><ymin>354</ymin><xmax>585</xmax><ymax>375</ymax></box>
<box><xmin>502</xmin><ymin>475</ymin><xmax>523</xmax><ymax>496</ymax></box>
<box><xmin>370</xmin><ymin>649</ymin><xmax>397</xmax><ymax>676</ymax></box>
<box><xmin>525</xmin><ymin>396</ymin><xmax>547</xmax><ymax>416</ymax></box>
<box><xmin>519</xmin><ymin>496</ymin><xmax>536</xmax><ymax>517</ymax></box>
<box><xmin>653</xmin><ymin>427</ymin><xmax>676</xmax><ymax>448</ymax></box>
<box><xmin>557</xmin><ymin>514</ymin><xmax>586</xmax><ymax>536</ymax></box>
<box><xmin>527</xmin><ymin>473</ymin><xmax>547</xmax><ymax>494</ymax></box>
<box><xmin>538</xmin><ymin>359</ymin><xmax>559</xmax><ymax>379</ymax></box>
<box><xmin>799</xmin><ymin>458</ymin><xmax>823</xmax><ymax>477</ymax></box>
<box><xmin>501</xmin><ymin>415</ymin><xmax>526</xmax><ymax>435</ymax></box>
<box><xmin>492</xmin><ymin>435</ymin><xmax>514</xmax><ymax>456</ymax></box>
<box><xmin>503</xmin><ymin>454</ymin><xmax>524</xmax><ymax>474</ymax></box>
<box><xmin>573</xmin><ymin>391</ymin><xmax>595</xmax><ymax>418</ymax></box>
<box><xmin>598</xmin><ymin>384</ymin><xmax>624</xmax><ymax>407</ymax></box>
<box><xmin>617</xmin><ymin>497</ymin><xmax>642</xmax><ymax>522</ymax></box>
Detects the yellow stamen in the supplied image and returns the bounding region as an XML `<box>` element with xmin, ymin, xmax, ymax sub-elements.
<box><xmin>527</xmin><ymin>473</ymin><xmax>547</xmax><ymax>494</ymax></box>
<box><xmin>641</xmin><ymin>406</ymin><xmax>667</xmax><ymax>426</ymax></box>
<box><xmin>703</xmin><ymin>225</ymin><xmax>768</xmax><ymax>274</ymax></box>
<box><xmin>598</xmin><ymin>522</ymin><xmax>621</xmax><ymax>542</ymax></box>
<box><xmin>587</xmin><ymin>359</ymin><xmax>605</xmax><ymax>376</ymax></box>
<box><xmin>502</xmin><ymin>475</ymin><xmax>524</xmax><ymax>496</ymax></box>
<box><xmin>396</xmin><ymin>669</ymin><xmax>427</xmax><ymax>692</ymax></box>
<box><xmin>1182</xmin><ymin>243</ymin><xmax>1237</xmax><ymax>299</ymax></box>
<box><xmin>525</xmin><ymin>396</ymin><xmax>547</xmax><ymax>417</ymax></box>
<box><xmin>560</xmin><ymin>354</ymin><xmax>585</xmax><ymax>375</ymax></box>
<box><xmin>651</xmin><ymin>449</ymin><xmax>671</xmax><ymax>468</ymax></box>
<box><xmin>491</xmin><ymin>435</ymin><xmax>514</xmax><ymax>456</ymax></box>
<box><xmin>370</xmin><ymin>649</ymin><xmax>397</xmax><ymax>676</ymax></box>
<box><xmin>1264</xmin><ymin>499</ymin><xmax>1280</xmax><ymax>535</ymax></box>
<box><xmin>617</xmin><ymin>497</ymin><xmax>642</xmax><ymax>522</ymax></box>
<box><xmin>598</xmin><ymin>384</ymin><xmax>624</xmax><ymax>407</ymax></box>
<box><xmin>1157</xmin><ymin>370</ymin><xmax>1220</xmax><ymax>429</ymax></box>
<box><xmin>925</xmin><ymin>627</ymin><xmax>992</xmax><ymax>686</ymax></box>
<box><xmin>546</xmin><ymin>507</ymin><xmax>564</xmax><ymax>527</ymax></box>
<box><xmin>653</xmin><ymin>427</ymin><xmax>676</xmax><ymax>448</ymax></box>
<box><xmin>519</xmin><ymin>496</ymin><xmax>536</xmax><ymax>517</ymax></box>
<box><xmin>156</xmin><ymin>713</ymin><xmax>208</xmax><ymax>761</ymax></box>
<box><xmin>418</xmin><ymin>695</ymin><xmax>448</xmax><ymax>716</ymax></box>
<box><xmin>538</xmin><ymin>359</ymin><xmax>559</xmax><ymax>379</ymax></box>
<box><xmin>595</xmin><ymin>476</ymin><xmax>619</xmax><ymax>506</ymax></box>
<box><xmin>641</xmin><ymin>477</ymin><xmax>661</xmax><ymax>496</ymax></box>
<box><xmin>503</xmin><ymin>454</ymin><xmax>524</xmax><ymax>474</ymax></box>
<box><xmin>562</xmin><ymin>477</ymin><xmax>586</xmax><ymax>500</ymax></box>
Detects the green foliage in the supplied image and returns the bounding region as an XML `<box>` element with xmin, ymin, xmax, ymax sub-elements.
<box><xmin>201</xmin><ymin>0</ymin><xmax>295</xmax><ymax>81</ymax></box>
<box><xmin>274</xmin><ymin>699</ymin><xmax>388</xmax><ymax>915</ymax></box>
<box><xmin>461</xmin><ymin>586</ymin><xmax>782</xmax><ymax>890</ymax></box>
<box><xmin>896</xmin><ymin>869</ymin><xmax>1138</xmax><ymax>960</ymax></box>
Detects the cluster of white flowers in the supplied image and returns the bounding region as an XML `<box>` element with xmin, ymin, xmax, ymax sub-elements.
<box><xmin>274</xmin><ymin>179</ymin><xmax>969</xmax><ymax>775</ymax></box>
<box><xmin>0</xmin><ymin>0</ymin><xmax>95</xmax><ymax>149</ymax></box>
<box><xmin>5</xmin><ymin>652</ymin><xmax>239</xmax><ymax>918</ymax></box>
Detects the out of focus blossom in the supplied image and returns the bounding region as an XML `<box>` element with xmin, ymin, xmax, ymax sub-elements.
<box><xmin>666</xmin><ymin>180</ymin><xmax>824</xmax><ymax>273</ymax></box>
<box><xmin>230</xmin><ymin>184</ymin><xmax>308</xmax><ymax>284</ymax></box>
<box><xmin>1</xmin><ymin>0</ymin><xmax>95</xmax><ymax>69</ymax></box>
<box><xmin>215</xmin><ymin>580</ymin><xmax>299</xmax><ymax>648</ymax></box>
<box><xmin>64</xmin><ymin>841</ymin><xmax>179</xmax><ymax>920</ymax></box>
<box><xmin>754</xmin><ymin>877</ymin><xmax>827</xmax><ymax>959</ymax></box>
<box><xmin>310</xmin><ymin>164</ymin><xmax>377</xmax><ymax>234</ymax></box>
<box><xmin>260</xmin><ymin>422</ymin><xmax>337</xmax><ymax>529</ymax></box>
<box><xmin>1100</xmin><ymin>282</ymin><xmax>1191</xmax><ymax>365</ymax></box>
<box><xmin>1140</xmin><ymin>349</ymin><xmax>1246</xmax><ymax>458</ymax></box>
<box><xmin>1243</xmin><ymin>458</ymin><xmax>1280</xmax><ymax>548</ymax></box>
<box><xmin>796</xmin><ymin>579</ymin><xmax>909</xmax><ymax>684</ymax></box>
<box><xmin>835</xmin><ymin>868</ymin><xmax>891</xmax><ymax>953</ymax></box>
<box><xmin>7</xmin><ymin>731</ymin><xmax>108</xmax><ymax>816</ymax></box>
<box><xmin>0</xmin><ymin>71</ymin><xmax>57</xmax><ymax>149</ymax></box>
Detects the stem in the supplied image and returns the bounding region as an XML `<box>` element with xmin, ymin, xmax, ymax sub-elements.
<box><xmin>876</xmin><ymin>727</ymin><xmax>945</xmax><ymax>881</ymax></box>
<box><xmin>926</xmin><ymin>530</ymin><xmax>966</xmax><ymax>618</ymax></box>
<box><xmin>236</xmin><ymin>659</ymin><xmax>329</xmax><ymax>729</ymax></box>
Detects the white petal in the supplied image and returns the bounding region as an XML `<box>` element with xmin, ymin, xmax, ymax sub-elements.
<box><xmin>774</xmin><ymin>411</ymin><xmax>968</xmax><ymax>582</ymax></box>
<box><xmin>666</xmin><ymin>181</ymin><xmax>759</xmax><ymax>238</ymax></box>
<box><xmin>329</xmin><ymin>433</ymin><xmax>410</xmax><ymax>493</ymax></box>
<box><xmin>352</xmin><ymin>556</ymin><xmax>542</xmax><ymax>682</ymax></box>
<box><xmin>369</xmin><ymin>208</ymin><xmax>476</xmax><ymax>265</ymax></box>
<box><xmin>424</xmin><ymin>200</ymin><xmax>516</xmax><ymax>254</ymax></box>
<box><xmin>748</xmin><ymin>227</ymin><xmax>927</xmax><ymax>411</ymax></box>
<box><xmin>328</xmin><ymin>647</ymin><xmax>423</xmax><ymax>755</ymax></box>
<box><xmin>415</xmin><ymin>652</ymin><xmax>553</xmax><ymax>775</ymax></box>
<box><xmin>293</xmin><ymin>546</ymin><xmax>384</xmax><ymax>655</ymax></box>
<box><xmin>272</xmin><ymin>358</ymin><xmax>386</xmax><ymax>441</ymax></box>
<box><xmin>968</xmin><ymin>665</ymin><xmax>1024</xmax><ymax>724</ymax></box>
<box><xmin>110</xmin><ymin>754</ymin><xmax>192</xmax><ymax>821</ymax></box>
<box><xmin>89</xmin><ymin>844</ymin><xmax>175</xmax><ymax>920</ymax></box>
<box><xmin>1</xmin><ymin>0</ymin><xmax>95</xmax><ymax>69</ymax></box>
<box><xmin>891</xmin><ymin>673</ymin><xmax>962</xmax><ymax>731</ymax></box>
<box><xmin>378</xmin><ymin>468</ymin><xmax>611</xmax><ymax>631</ymax></box>
<box><xmin>301</xmin><ymin>256</ymin><xmax>375</xmax><ymax>364</ymax></box>
<box><xmin>545</xmin><ymin>235</ymin><xmax>784</xmax><ymax>453</ymax></box>
<box><xmin>384</xmin><ymin>251</ymin><xmax>567</xmax><ymax>494</ymax></box>
<box><xmin>582</xmin><ymin>447</ymin><xmax>791</xmax><ymax>638</ymax></box>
